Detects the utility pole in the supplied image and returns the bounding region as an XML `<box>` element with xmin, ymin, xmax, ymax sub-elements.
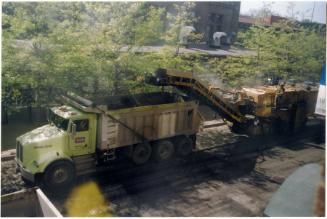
<box><xmin>310</xmin><ymin>2</ymin><xmax>315</xmax><ymax>22</ymax></box>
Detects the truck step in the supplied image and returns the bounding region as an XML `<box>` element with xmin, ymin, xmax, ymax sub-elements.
<box><xmin>104</xmin><ymin>149</ymin><xmax>116</xmax><ymax>161</ymax></box>
<box><xmin>73</xmin><ymin>154</ymin><xmax>97</xmax><ymax>174</ymax></box>
<box><xmin>73</xmin><ymin>154</ymin><xmax>95</xmax><ymax>163</ymax></box>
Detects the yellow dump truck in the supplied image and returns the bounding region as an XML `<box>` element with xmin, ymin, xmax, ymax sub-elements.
<box><xmin>16</xmin><ymin>92</ymin><xmax>201</xmax><ymax>189</ymax></box>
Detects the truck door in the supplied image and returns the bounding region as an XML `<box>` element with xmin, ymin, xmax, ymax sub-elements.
<box><xmin>70</xmin><ymin>119</ymin><xmax>91</xmax><ymax>156</ymax></box>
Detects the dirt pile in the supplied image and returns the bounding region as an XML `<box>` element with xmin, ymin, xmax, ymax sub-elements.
<box><xmin>1</xmin><ymin>160</ymin><xmax>26</xmax><ymax>194</ymax></box>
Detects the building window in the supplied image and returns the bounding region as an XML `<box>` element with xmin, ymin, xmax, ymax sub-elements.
<box><xmin>209</xmin><ymin>13</ymin><xmax>223</xmax><ymax>24</ymax></box>
<box><xmin>209</xmin><ymin>25</ymin><xmax>214</xmax><ymax>35</ymax></box>
<box><xmin>209</xmin><ymin>13</ymin><xmax>216</xmax><ymax>23</ymax></box>
<box><xmin>217</xmin><ymin>15</ymin><xmax>223</xmax><ymax>23</ymax></box>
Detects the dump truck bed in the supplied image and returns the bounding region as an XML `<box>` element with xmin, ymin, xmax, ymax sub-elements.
<box><xmin>93</xmin><ymin>92</ymin><xmax>182</xmax><ymax>110</ymax></box>
<box><xmin>62</xmin><ymin>92</ymin><xmax>201</xmax><ymax>151</ymax></box>
<box><xmin>95</xmin><ymin>92</ymin><xmax>200</xmax><ymax>150</ymax></box>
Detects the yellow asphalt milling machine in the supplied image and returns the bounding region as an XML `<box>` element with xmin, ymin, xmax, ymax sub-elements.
<box><xmin>147</xmin><ymin>68</ymin><xmax>318</xmax><ymax>136</ymax></box>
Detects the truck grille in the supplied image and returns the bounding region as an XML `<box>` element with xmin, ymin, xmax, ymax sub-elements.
<box><xmin>16</xmin><ymin>141</ymin><xmax>23</xmax><ymax>162</ymax></box>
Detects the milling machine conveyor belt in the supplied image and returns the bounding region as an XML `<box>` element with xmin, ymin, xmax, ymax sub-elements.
<box><xmin>148</xmin><ymin>69</ymin><xmax>247</xmax><ymax>124</ymax></box>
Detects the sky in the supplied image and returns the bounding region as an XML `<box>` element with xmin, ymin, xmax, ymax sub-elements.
<box><xmin>240</xmin><ymin>1</ymin><xmax>326</xmax><ymax>24</ymax></box>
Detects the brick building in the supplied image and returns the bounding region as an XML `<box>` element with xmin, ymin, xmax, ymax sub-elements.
<box><xmin>193</xmin><ymin>2</ymin><xmax>240</xmax><ymax>43</ymax></box>
<box><xmin>149</xmin><ymin>2</ymin><xmax>241</xmax><ymax>44</ymax></box>
<box><xmin>239</xmin><ymin>15</ymin><xmax>287</xmax><ymax>30</ymax></box>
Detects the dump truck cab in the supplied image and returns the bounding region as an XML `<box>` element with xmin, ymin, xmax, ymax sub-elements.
<box><xmin>51</xmin><ymin>105</ymin><xmax>97</xmax><ymax>157</ymax></box>
<box><xmin>16</xmin><ymin>105</ymin><xmax>97</xmax><ymax>186</ymax></box>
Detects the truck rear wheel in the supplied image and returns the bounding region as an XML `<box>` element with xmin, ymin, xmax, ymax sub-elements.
<box><xmin>175</xmin><ymin>136</ymin><xmax>193</xmax><ymax>157</ymax></box>
<box><xmin>153</xmin><ymin>140</ymin><xmax>174</xmax><ymax>161</ymax></box>
<box><xmin>43</xmin><ymin>160</ymin><xmax>75</xmax><ymax>190</ymax></box>
<box><xmin>132</xmin><ymin>143</ymin><xmax>152</xmax><ymax>165</ymax></box>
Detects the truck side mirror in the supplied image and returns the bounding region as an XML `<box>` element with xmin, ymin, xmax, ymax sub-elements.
<box><xmin>46</xmin><ymin>108</ymin><xmax>50</xmax><ymax>122</ymax></box>
<box><xmin>71</xmin><ymin>123</ymin><xmax>77</xmax><ymax>137</ymax></box>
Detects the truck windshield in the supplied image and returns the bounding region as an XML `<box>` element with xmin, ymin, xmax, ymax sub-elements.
<box><xmin>49</xmin><ymin>110</ymin><xmax>69</xmax><ymax>130</ymax></box>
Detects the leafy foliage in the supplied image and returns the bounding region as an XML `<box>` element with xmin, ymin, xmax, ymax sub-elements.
<box><xmin>2</xmin><ymin>2</ymin><xmax>325</xmax><ymax>119</ymax></box>
<box><xmin>239</xmin><ymin>21</ymin><xmax>326</xmax><ymax>81</ymax></box>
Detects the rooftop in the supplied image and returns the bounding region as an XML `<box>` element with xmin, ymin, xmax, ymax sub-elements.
<box><xmin>120</xmin><ymin>45</ymin><xmax>256</xmax><ymax>58</ymax></box>
<box><xmin>239</xmin><ymin>15</ymin><xmax>287</xmax><ymax>26</ymax></box>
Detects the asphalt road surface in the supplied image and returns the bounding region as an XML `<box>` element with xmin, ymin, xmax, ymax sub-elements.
<box><xmin>1</xmin><ymin>122</ymin><xmax>325</xmax><ymax>216</ymax></box>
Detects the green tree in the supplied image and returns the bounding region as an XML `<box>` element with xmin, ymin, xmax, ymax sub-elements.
<box><xmin>241</xmin><ymin>20</ymin><xmax>325</xmax><ymax>81</ymax></box>
<box><xmin>6</xmin><ymin>2</ymin><xmax>325</xmax><ymax>124</ymax></box>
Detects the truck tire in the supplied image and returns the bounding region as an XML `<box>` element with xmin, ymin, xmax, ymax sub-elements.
<box><xmin>43</xmin><ymin>160</ymin><xmax>75</xmax><ymax>190</ymax></box>
<box><xmin>153</xmin><ymin>140</ymin><xmax>174</xmax><ymax>161</ymax></box>
<box><xmin>175</xmin><ymin>136</ymin><xmax>193</xmax><ymax>157</ymax></box>
<box><xmin>132</xmin><ymin>143</ymin><xmax>152</xmax><ymax>165</ymax></box>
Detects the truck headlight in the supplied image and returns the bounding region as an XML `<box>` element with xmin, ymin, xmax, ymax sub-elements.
<box><xmin>32</xmin><ymin>160</ymin><xmax>39</xmax><ymax>168</ymax></box>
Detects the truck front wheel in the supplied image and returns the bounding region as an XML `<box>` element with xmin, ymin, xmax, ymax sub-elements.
<box><xmin>43</xmin><ymin>160</ymin><xmax>75</xmax><ymax>190</ymax></box>
<box><xmin>132</xmin><ymin>143</ymin><xmax>152</xmax><ymax>165</ymax></box>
